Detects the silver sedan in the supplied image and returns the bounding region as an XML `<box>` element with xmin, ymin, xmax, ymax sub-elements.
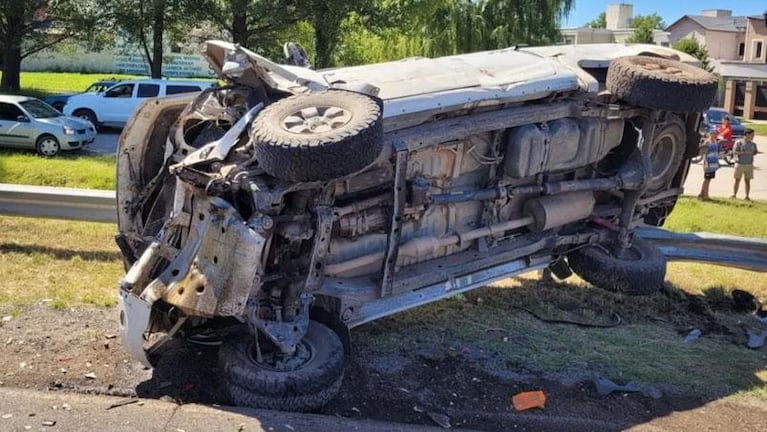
<box><xmin>0</xmin><ymin>95</ymin><xmax>96</xmax><ymax>156</ymax></box>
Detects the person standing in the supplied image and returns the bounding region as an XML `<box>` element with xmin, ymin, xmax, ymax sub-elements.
<box><xmin>698</xmin><ymin>133</ymin><xmax>719</xmax><ymax>200</ymax></box>
<box><xmin>731</xmin><ymin>128</ymin><xmax>759</xmax><ymax>201</ymax></box>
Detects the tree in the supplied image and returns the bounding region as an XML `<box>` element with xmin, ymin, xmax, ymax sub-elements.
<box><xmin>190</xmin><ymin>0</ymin><xmax>303</xmax><ymax>54</ymax></box>
<box><xmin>626</xmin><ymin>13</ymin><xmax>665</xmax><ymax>44</ymax></box>
<box><xmin>114</xmin><ymin>0</ymin><xmax>190</xmax><ymax>78</ymax></box>
<box><xmin>586</xmin><ymin>12</ymin><xmax>606</xmax><ymax>28</ymax></box>
<box><xmin>673</xmin><ymin>37</ymin><xmax>714</xmax><ymax>72</ymax></box>
<box><xmin>301</xmin><ymin>0</ymin><xmax>376</xmax><ymax>68</ymax></box>
<box><xmin>0</xmin><ymin>0</ymin><xmax>105</xmax><ymax>91</ymax></box>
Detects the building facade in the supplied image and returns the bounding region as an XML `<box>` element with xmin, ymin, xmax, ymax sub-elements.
<box><xmin>560</xmin><ymin>3</ymin><xmax>669</xmax><ymax>46</ymax></box>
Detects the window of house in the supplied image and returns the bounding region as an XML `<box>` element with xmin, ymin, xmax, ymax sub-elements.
<box><xmin>754</xmin><ymin>41</ymin><xmax>763</xmax><ymax>60</ymax></box>
<box><xmin>738</xmin><ymin>42</ymin><xmax>745</xmax><ymax>57</ymax></box>
<box><xmin>137</xmin><ymin>84</ymin><xmax>160</xmax><ymax>98</ymax></box>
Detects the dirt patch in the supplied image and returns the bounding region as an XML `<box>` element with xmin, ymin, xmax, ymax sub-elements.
<box><xmin>1</xmin><ymin>299</ymin><xmax>764</xmax><ymax>431</ymax></box>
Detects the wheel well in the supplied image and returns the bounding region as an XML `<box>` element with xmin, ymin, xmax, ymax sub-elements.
<box><xmin>72</xmin><ymin>108</ymin><xmax>97</xmax><ymax>121</ymax></box>
<box><xmin>36</xmin><ymin>133</ymin><xmax>58</xmax><ymax>144</ymax></box>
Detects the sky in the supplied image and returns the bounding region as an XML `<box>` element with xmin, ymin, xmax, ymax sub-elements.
<box><xmin>562</xmin><ymin>0</ymin><xmax>766</xmax><ymax>28</ymax></box>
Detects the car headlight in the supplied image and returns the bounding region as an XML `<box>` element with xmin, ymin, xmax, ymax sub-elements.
<box><xmin>63</xmin><ymin>126</ymin><xmax>76</xmax><ymax>135</ymax></box>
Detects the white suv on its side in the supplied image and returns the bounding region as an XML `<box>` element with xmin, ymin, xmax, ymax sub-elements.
<box><xmin>63</xmin><ymin>79</ymin><xmax>217</xmax><ymax>128</ymax></box>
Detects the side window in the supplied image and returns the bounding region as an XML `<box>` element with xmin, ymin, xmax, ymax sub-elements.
<box><xmin>166</xmin><ymin>85</ymin><xmax>202</xmax><ymax>95</ymax></box>
<box><xmin>137</xmin><ymin>84</ymin><xmax>160</xmax><ymax>98</ymax></box>
<box><xmin>0</xmin><ymin>103</ymin><xmax>24</xmax><ymax>121</ymax></box>
<box><xmin>105</xmin><ymin>84</ymin><xmax>135</xmax><ymax>98</ymax></box>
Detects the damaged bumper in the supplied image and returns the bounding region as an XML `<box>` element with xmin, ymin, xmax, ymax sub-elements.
<box><xmin>119</xmin><ymin>194</ymin><xmax>268</xmax><ymax>365</ymax></box>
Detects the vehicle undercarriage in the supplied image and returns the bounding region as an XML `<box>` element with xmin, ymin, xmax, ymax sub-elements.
<box><xmin>115</xmin><ymin>41</ymin><xmax>719</xmax><ymax>411</ymax></box>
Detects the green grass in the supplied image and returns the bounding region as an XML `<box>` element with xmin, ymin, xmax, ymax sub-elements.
<box><xmin>0</xmin><ymin>71</ymin><xmax>143</xmax><ymax>98</ymax></box>
<box><xmin>0</xmin><ymin>150</ymin><xmax>116</xmax><ymax>189</ymax></box>
<box><xmin>356</xmin><ymin>279</ymin><xmax>767</xmax><ymax>396</ymax></box>
<box><xmin>742</xmin><ymin>122</ymin><xmax>767</xmax><ymax>137</ymax></box>
<box><xmin>0</xmin><ymin>216</ymin><xmax>122</xmax><ymax>308</ymax></box>
<box><xmin>665</xmin><ymin>197</ymin><xmax>767</xmax><ymax>238</ymax></box>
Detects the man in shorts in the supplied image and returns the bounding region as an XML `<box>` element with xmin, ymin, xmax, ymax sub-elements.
<box><xmin>732</xmin><ymin>128</ymin><xmax>759</xmax><ymax>201</ymax></box>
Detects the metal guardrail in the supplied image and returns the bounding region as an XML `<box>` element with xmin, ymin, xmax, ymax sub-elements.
<box><xmin>0</xmin><ymin>183</ymin><xmax>116</xmax><ymax>223</ymax></box>
<box><xmin>0</xmin><ymin>184</ymin><xmax>765</xmax><ymax>272</ymax></box>
<box><xmin>636</xmin><ymin>227</ymin><xmax>767</xmax><ymax>272</ymax></box>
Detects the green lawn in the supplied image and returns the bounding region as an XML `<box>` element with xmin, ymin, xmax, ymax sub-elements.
<box><xmin>742</xmin><ymin>122</ymin><xmax>767</xmax><ymax>137</ymax></box>
<box><xmin>0</xmin><ymin>71</ymin><xmax>143</xmax><ymax>99</ymax></box>
<box><xmin>0</xmin><ymin>150</ymin><xmax>116</xmax><ymax>190</ymax></box>
<box><xmin>665</xmin><ymin>197</ymin><xmax>767</xmax><ymax>238</ymax></box>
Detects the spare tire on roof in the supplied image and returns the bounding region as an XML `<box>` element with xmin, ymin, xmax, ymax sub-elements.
<box><xmin>606</xmin><ymin>55</ymin><xmax>717</xmax><ymax>113</ymax></box>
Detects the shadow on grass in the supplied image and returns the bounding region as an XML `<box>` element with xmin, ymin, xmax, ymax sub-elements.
<box><xmin>0</xmin><ymin>242</ymin><xmax>122</xmax><ymax>261</ymax></box>
<box><xmin>131</xmin><ymin>277</ymin><xmax>767</xmax><ymax>432</ymax></box>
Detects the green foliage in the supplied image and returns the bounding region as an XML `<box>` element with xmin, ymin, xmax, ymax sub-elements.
<box><xmin>586</xmin><ymin>12</ymin><xmax>606</xmax><ymax>28</ymax></box>
<box><xmin>673</xmin><ymin>37</ymin><xmax>714</xmax><ymax>72</ymax></box>
<box><xmin>626</xmin><ymin>13</ymin><xmax>665</xmax><ymax>44</ymax></box>
<box><xmin>0</xmin><ymin>0</ymin><xmax>111</xmax><ymax>91</ymax></box>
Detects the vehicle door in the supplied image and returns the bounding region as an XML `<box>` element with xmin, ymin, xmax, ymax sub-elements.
<box><xmin>98</xmin><ymin>83</ymin><xmax>136</xmax><ymax>124</ymax></box>
<box><xmin>0</xmin><ymin>102</ymin><xmax>35</xmax><ymax>148</ymax></box>
<box><xmin>127</xmin><ymin>83</ymin><xmax>163</xmax><ymax>125</ymax></box>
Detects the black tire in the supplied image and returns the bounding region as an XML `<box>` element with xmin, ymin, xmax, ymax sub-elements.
<box><xmin>35</xmin><ymin>134</ymin><xmax>60</xmax><ymax>157</ymax></box>
<box><xmin>722</xmin><ymin>150</ymin><xmax>735</xmax><ymax>166</ymax></box>
<box><xmin>606</xmin><ymin>56</ymin><xmax>717</xmax><ymax>113</ymax></box>
<box><xmin>568</xmin><ymin>237</ymin><xmax>667</xmax><ymax>296</ymax></box>
<box><xmin>73</xmin><ymin>109</ymin><xmax>98</xmax><ymax>127</ymax></box>
<box><xmin>218</xmin><ymin>321</ymin><xmax>344</xmax><ymax>412</ymax></box>
<box><xmin>646</xmin><ymin>118</ymin><xmax>686</xmax><ymax>194</ymax></box>
<box><xmin>252</xmin><ymin>91</ymin><xmax>383</xmax><ymax>182</ymax></box>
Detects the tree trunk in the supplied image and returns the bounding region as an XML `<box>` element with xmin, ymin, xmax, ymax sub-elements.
<box><xmin>1</xmin><ymin>1</ymin><xmax>25</xmax><ymax>92</ymax></box>
<box><xmin>314</xmin><ymin>26</ymin><xmax>335</xmax><ymax>69</ymax></box>
<box><xmin>1</xmin><ymin>47</ymin><xmax>22</xmax><ymax>92</ymax></box>
<box><xmin>231</xmin><ymin>0</ymin><xmax>249</xmax><ymax>47</ymax></box>
<box><xmin>151</xmin><ymin>0</ymin><xmax>165</xmax><ymax>78</ymax></box>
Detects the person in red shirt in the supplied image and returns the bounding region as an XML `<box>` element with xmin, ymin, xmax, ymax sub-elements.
<box><xmin>716</xmin><ymin>116</ymin><xmax>733</xmax><ymax>144</ymax></box>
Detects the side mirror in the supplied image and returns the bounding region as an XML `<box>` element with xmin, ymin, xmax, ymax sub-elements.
<box><xmin>16</xmin><ymin>115</ymin><xmax>30</xmax><ymax>123</ymax></box>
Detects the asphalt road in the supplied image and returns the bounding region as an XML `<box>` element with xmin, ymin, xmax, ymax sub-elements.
<box><xmin>84</xmin><ymin>129</ymin><xmax>121</xmax><ymax>156</ymax></box>
<box><xmin>683</xmin><ymin>135</ymin><xmax>767</xmax><ymax>200</ymax></box>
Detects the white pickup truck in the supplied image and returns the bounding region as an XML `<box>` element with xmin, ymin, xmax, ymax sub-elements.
<box><xmin>116</xmin><ymin>41</ymin><xmax>717</xmax><ymax>412</ymax></box>
<box><xmin>63</xmin><ymin>79</ymin><xmax>216</xmax><ymax>128</ymax></box>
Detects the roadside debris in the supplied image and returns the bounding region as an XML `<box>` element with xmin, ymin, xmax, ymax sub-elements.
<box><xmin>2</xmin><ymin>413</ymin><xmax>12</xmax><ymax>419</ymax></box>
<box><xmin>592</xmin><ymin>376</ymin><xmax>663</xmax><ymax>399</ymax></box>
<box><xmin>42</xmin><ymin>420</ymin><xmax>56</xmax><ymax>427</ymax></box>
<box><xmin>107</xmin><ymin>398</ymin><xmax>139</xmax><ymax>410</ymax></box>
<box><xmin>512</xmin><ymin>390</ymin><xmax>546</xmax><ymax>411</ymax></box>
<box><xmin>746</xmin><ymin>329</ymin><xmax>767</xmax><ymax>349</ymax></box>
<box><xmin>84</xmin><ymin>372</ymin><xmax>97</xmax><ymax>380</ymax></box>
<box><xmin>427</xmin><ymin>412</ymin><xmax>451</xmax><ymax>429</ymax></box>
<box><xmin>2</xmin><ymin>316</ymin><xmax>12</xmax><ymax>322</ymax></box>
<box><xmin>732</xmin><ymin>290</ymin><xmax>761</xmax><ymax>314</ymax></box>
<box><xmin>683</xmin><ymin>328</ymin><xmax>702</xmax><ymax>344</ymax></box>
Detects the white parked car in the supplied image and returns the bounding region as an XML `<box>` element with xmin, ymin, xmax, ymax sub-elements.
<box><xmin>117</xmin><ymin>41</ymin><xmax>718</xmax><ymax>411</ymax></box>
<box><xmin>63</xmin><ymin>79</ymin><xmax>217</xmax><ymax>128</ymax></box>
<box><xmin>0</xmin><ymin>95</ymin><xmax>96</xmax><ymax>156</ymax></box>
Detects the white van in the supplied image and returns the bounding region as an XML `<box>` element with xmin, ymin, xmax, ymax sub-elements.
<box><xmin>63</xmin><ymin>79</ymin><xmax>216</xmax><ymax>128</ymax></box>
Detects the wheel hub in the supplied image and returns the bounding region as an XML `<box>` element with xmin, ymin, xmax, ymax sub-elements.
<box><xmin>282</xmin><ymin>106</ymin><xmax>352</xmax><ymax>134</ymax></box>
<box><xmin>248</xmin><ymin>339</ymin><xmax>314</xmax><ymax>372</ymax></box>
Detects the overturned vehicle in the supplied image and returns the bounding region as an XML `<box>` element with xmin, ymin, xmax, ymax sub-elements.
<box><xmin>116</xmin><ymin>41</ymin><xmax>717</xmax><ymax>411</ymax></box>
